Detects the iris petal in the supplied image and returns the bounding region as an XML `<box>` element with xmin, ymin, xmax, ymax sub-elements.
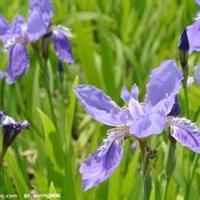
<box><xmin>80</xmin><ymin>131</ymin><xmax>124</xmax><ymax>191</ymax></box>
<box><xmin>75</xmin><ymin>85</ymin><xmax>125</xmax><ymax>126</ymax></box>
<box><xmin>52</xmin><ymin>31</ymin><xmax>74</xmax><ymax>64</ymax></box>
<box><xmin>145</xmin><ymin>60</ymin><xmax>183</xmax><ymax>115</ymax></box>
<box><xmin>27</xmin><ymin>10</ymin><xmax>46</xmax><ymax>42</ymax></box>
<box><xmin>29</xmin><ymin>0</ymin><xmax>53</xmax><ymax>26</ymax></box>
<box><xmin>128</xmin><ymin>98</ymin><xmax>144</xmax><ymax>120</ymax></box>
<box><xmin>6</xmin><ymin>43</ymin><xmax>29</xmax><ymax>84</ymax></box>
<box><xmin>186</xmin><ymin>19</ymin><xmax>200</xmax><ymax>53</ymax></box>
<box><xmin>170</xmin><ymin>117</ymin><xmax>200</xmax><ymax>153</ymax></box>
<box><xmin>130</xmin><ymin>111</ymin><xmax>166</xmax><ymax>138</ymax></box>
<box><xmin>120</xmin><ymin>84</ymin><xmax>139</xmax><ymax>103</ymax></box>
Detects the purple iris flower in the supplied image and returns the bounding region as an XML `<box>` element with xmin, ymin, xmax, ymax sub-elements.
<box><xmin>181</xmin><ymin>0</ymin><xmax>200</xmax><ymax>53</ymax></box>
<box><xmin>0</xmin><ymin>0</ymin><xmax>73</xmax><ymax>84</ymax></box>
<box><xmin>0</xmin><ymin>111</ymin><xmax>29</xmax><ymax>160</ymax></box>
<box><xmin>28</xmin><ymin>0</ymin><xmax>74</xmax><ymax>64</ymax></box>
<box><xmin>75</xmin><ymin>60</ymin><xmax>200</xmax><ymax>191</ymax></box>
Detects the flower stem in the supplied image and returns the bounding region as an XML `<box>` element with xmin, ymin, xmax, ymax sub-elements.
<box><xmin>139</xmin><ymin>140</ymin><xmax>152</xmax><ymax>200</ymax></box>
<box><xmin>180</xmin><ymin>50</ymin><xmax>190</xmax><ymax>118</ymax></box>
<box><xmin>163</xmin><ymin>133</ymin><xmax>176</xmax><ymax>200</ymax></box>
<box><xmin>32</xmin><ymin>43</ymin><xmax>58</xmax><ymax>130</ymax></box>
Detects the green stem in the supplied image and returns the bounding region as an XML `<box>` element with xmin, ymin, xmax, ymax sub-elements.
<box><xmin>139</xmin><ymin>140</ymin><xmax>151</xmax><ymax>200</ymax></box>
<box><xmin>180</xmin><ymin>50</ymin><xmax>190</xmax><ymax>118</ymax></box>
<box><xmin>163</xmin><ymin>134</ymin><xmax>176</xmax><ymax>200</ymax></box>
<box><xmin>182</xmin><ymin>69</ymin><xmax>190</xmax><ymax>118</ymax></box>
<box><xmin>32</xmin><ymin>44</ymin><xmax>58</xmax><ymax>131</ymax></box>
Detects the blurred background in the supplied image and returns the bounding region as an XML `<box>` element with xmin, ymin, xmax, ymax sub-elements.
<box><xmin>0</xmin><ymin>0</ymin><xmax>200</xmax><ymax>199</ymax></box>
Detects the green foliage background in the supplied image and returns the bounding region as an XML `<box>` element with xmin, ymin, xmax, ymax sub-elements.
<box><xmin>0</xmin><ymin>0</ymin><xmax>200</xmax><ymax>199</ymax></box>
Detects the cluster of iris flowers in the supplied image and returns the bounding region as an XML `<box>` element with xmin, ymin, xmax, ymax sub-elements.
<box><xmin>1</xmin><ymin>0</ymin><xmax>200</xmax><ymax>195</ymax></box>
<box><xmin>0</xmin><ymin>0</ymin><xmax>73</xmax><ymax>84</ymax></box>
<box><xmin>0</xmin><ymin>0</ymin><xmax>74</xmax><ymax>162</ymax></box>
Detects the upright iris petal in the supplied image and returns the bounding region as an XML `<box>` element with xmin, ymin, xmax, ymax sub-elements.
<box><xmin>129</xmin><ymin>60</ymin><xmax>183</xmax><ymax>138</ymax></box>
<box><xmin>52</xmin><ymin>31</ymin><xmax>74</xmax><ymax>64</ymax></box>
<box><xmin>120</xmin><ymin>84</ymin><xmax>139</xmax><ymax>103</ymax></box>
<box><xmin>80</xmin><ymin>131</ymin><xmax>124</xmax><ymax>191</ymax></box>
<box><xmin>26</xmin><ymin>9</ymin><xmax>47</xmax><ymax>42</ymax></box>
<box><xmin>6</xmin><ymin>43</ymin><xmax>29</xmax><ymax>84</ymax></box>
<box><xmin>29</xmin><ymin>0</ymin><xmax>53</xmax><ymax>27</ymax></box>
<box><xmin>145</xmin><ymin>60</ymin><xmax>183</xmax><ymax>113</ymax></box>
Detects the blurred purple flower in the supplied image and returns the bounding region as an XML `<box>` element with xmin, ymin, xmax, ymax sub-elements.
<box><xmin>29</xmin><ymin>0</ymin><xmax>53</xmax><ymax>27</ymax></box>
<box><xmin>0</xmin><ymin>0</ymin><xmax>74</xmax><ymax>84</ymax></box>
<box><xmin>0</xmin><ymin>111</ymin><xmax>29</xmax><ymax>160</ymax></box>
<box><xmin>181</xmin><ymin>4</ymin><xmax>200</xmax><ymax>54</ymax></box>
<box><xmin>75</xmin><ymin>60</ymin><xmax>200</xmax><ymax>191</ymax></box>
<box><xmin>196</xmin><ymin>0</ymin><xmax>200</xmax><ymax>5</ymax></box>
<box><xmin>29</xmin><ymin>0</ymin><xmax>74</xmax><ymax>64</ymax></box>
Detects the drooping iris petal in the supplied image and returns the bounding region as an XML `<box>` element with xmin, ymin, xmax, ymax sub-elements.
<box><xmin>52</xmin><ymin>31</ymin><xmax>74</xmax><ymax>64</ymax></box>
<box><xmin>145</xmin><ymin>60</ymin><xmax>183</xmax><ymax>113</ymax></box>
<box><xmin>75</xmin><ymin>85</ymin><xmax>125</xmax><ymax>126</ymax></box>
<box><xmin>29</xmin><ymin>0</ymin><xmax>53</xmax><ymax>26</ymax></box>
<box><xmin>170</xmin><ymin>117</ymin><xmax>200</xmax><ymax>153</ymax></box>
<box><xmin>79</xmin><ymin>131</ymin><xmax>124</xmax><ymax>191</ymax></box>
<box><xmin>186</xmin><ymin>19</ymin><xmax>200</xmax><ymax>53</ymax></box>
<box><xmin>128</xmin><ymin>98</ymin><xmax>144</xmax><ymax>120</ymax></box>
<box><xmin>129</xmin><ymin>111</ymin><xmax>166</xmax><ymax>138</ymax></box>
<box><xmin>26</xmin><ymin>9</ymin><xmax>46</xmax><ymax>42</ymax></box>
<box><xmin>120</xmin><ymin>84</ymin><xmax>139</xmax><ymax>103</ymax></box>
<box><xmin>0</xmin><ymin>15</ymin><xmax>9</xmax><ymax>35</ymax></box>
<box><xmin>194</xmin><ymin>65</ymin><xmax>200</xmax><ymax>85</ymax></box>
<box><xmin>6</xmin><ymin>43</ymin><xmax>29</xmax><ymax>84</ymax></box>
